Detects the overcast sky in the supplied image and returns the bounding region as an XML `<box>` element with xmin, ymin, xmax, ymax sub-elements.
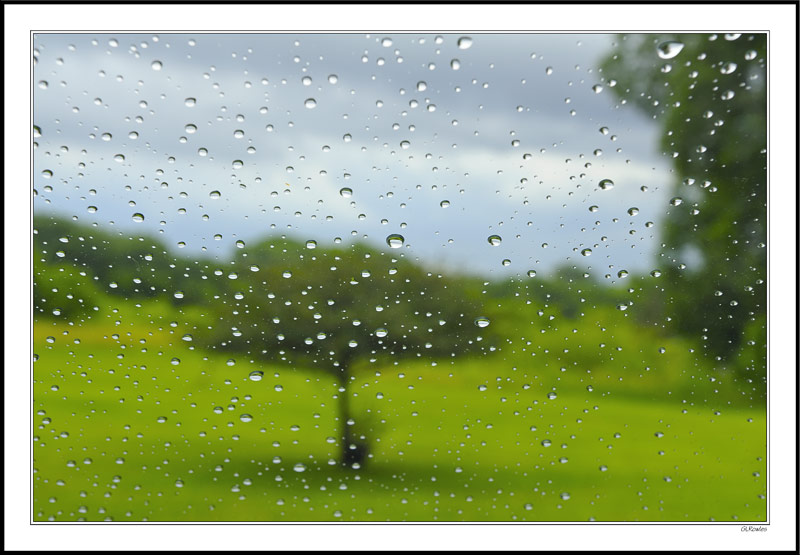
<box><xmin>33</xmin><ymin>33</ymin><xmax>676</xmax><ymax>280</ymax></box>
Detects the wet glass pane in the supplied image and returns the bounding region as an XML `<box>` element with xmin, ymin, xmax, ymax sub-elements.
<box><xmin>33</xmin><ymin>32</ymin><xmax>766</xmax><ymax>522</ymax></box>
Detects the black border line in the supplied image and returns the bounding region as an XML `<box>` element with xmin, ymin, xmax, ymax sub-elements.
<box><xmin>28</xmin><ymin>28</ymin><xmax>777</xmax><ymax>528</ymax></box>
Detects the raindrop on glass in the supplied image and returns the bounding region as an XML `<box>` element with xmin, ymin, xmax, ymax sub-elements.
<box><xmin>386</xmin><ymin>234</ymin><xmax>404</xmax><ymax>249</ymax></box>
<box><xmin>657</xmin><ymin>41</ymin><xmax>685</xmax><ymax>59</ymax></box>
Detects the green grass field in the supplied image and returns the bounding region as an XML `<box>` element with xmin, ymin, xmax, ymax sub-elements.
<box><xmin>32</xmin><ymin>301</ymin><xmax>766</xmax><ymax>522</ymax></box>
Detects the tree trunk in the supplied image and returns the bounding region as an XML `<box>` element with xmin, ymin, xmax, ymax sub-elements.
<box><xmin>338</xmin><ymin>362</ymin><xmax>354</xmax><ymax>466</ymax></box>
<box><xmin>337</xmin><ymin>359</ymin><xmax>367</xmax><ymax>467</ymax></box>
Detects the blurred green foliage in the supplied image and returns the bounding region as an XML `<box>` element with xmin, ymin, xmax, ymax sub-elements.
<box><xmin>601</xmin><ymin>34</ymin><xmax>766</xmax><ymax>385</ymax></box>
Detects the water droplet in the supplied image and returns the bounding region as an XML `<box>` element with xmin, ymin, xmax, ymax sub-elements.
<box><xmin>101</xmin><ymin>133</ymin><xmax>112</xmax><ymax>141</ymax></box>
<box><xmin>114</xmin><ymin>154</ymin><xmax>125</xmax><ymax>163</ymax></box>
<box><xmin>38</xmin><ymin>80</ymin><xmax>49</xmax><ymax>89</ymax></box>
<box><xmin>282</xmin><ymin>271</ymin><xmax>292</xmax><ymax>279</ymax></box>
<box><xmin>670</xmin><ymin>197</ymin><xmax>683</xmax><ymax>206</ymax></box>
<box><xmin>151</xmin><ymin>60</ymin><xmax>163</xmax><ymax>71</ymax></box>
<box><xmin>304</xmin><ymin>98</ymin><xmax>317</xmax><ymax>109</ymax></box>
<box><xmin>616</xmin><ymin>304</ymin><xmax>628</xmax><ymax>311</ymax></box>
<box><xmin>720</xmin><ymin>62</ymin><xmax>738</xmax><ymax>75</ymax></box>
<box><xmin>305</xmin><ymin>240</ymin><xmax>317</xmax><ymax>249</ymax></box>
<box><xmin>457</xmin><ymin>36</ymin><xmax>473</xmax><ymax>50</ymax></box>
<box><xmin>545</xmin><ymin>67</ymin><xmax>553</xmax><ymax>75</ymax></box>
<box><xmin>235</xmin><ymin>240</ymin><xmax>245</xmax><ymax>249</ymax></box>
<box><xmin>745</xmin><ymin>50</ymin><xmax>758</xmax><ymax>61</ymax></box>
<box><xmin>375</xmin><ymin>328</ymin><xmax>388</xmax><ymax>338</ymax></box>
<box><xmin>527</xmin><ymin>270</ymin><xmax>537</xmax><ymax>277</ymax></box>
<box><xmin>293</xmin><ymin>463</ymin><xmax>306</xmax><ymax>473</ymax></box>
<box><xmin>502</xmin><ymin>259</ymin><xmax>511</xmax><ymax>267</ymax></box>
<box><xmin>339</xmin><ymin>187</ymin><xmax>353</xmax><ymax>198</ymax></box>
<box><xmin>232</xmin><ymin>160</ymin><xmax>243</xmax><ymax>169</ymax></box>
<box><xmin>185</xmin><ymin>124</ymin><xmax>197</xmax><ymax>134</ymax></box>
<box><xmin>41</xmin><ymin>169</ymin><xmax>53</xmax><ymax>178</ymax></box>
<box><xmin>175</xmin><ymin>479</ymin><xmax>184</xmax><ymax>488</ymax></box>
<box><xmin>416</xmin><ymin>81</ymin><xmax>427</xmax><ymax>92</ymax></box>
<box><xmin>239</xmin><ymin>414</ymin><xmax>253</xmax><ymax>423</ymax></box>
<box><xmin>650</xmin><ymin>269</ymin><xmax>662</xmax><ymax>278</ymax></box>
<box><xmin>628</xmin><ymin>207</ymin><xmax>639</xmax><ymax>216</ymax></box>
<box><xmin>541</xmin><ymin>439</ymin><xmax>552</xmax><ymax>447</ymax></box>
<box><xmin>592</xmin><ymin>84</ymin><xmax>603</xmax><ymax>93</ymax></box>
<box><xmin>157</xmin><ymin>416</ymin><xmax>167</xmax><ymax>423</ymax></box>
<box><xmin>657</xmin><ymin>41</ymin><xmax>685</xmax><ymax>59</ymax></box>
<box><xmin>328</xmin><ymin>74</ymin><xmax>338</xmax><ymax>84</ymax></box>
<box><xmin>581</xmin><ymin>248</ymin><xmax>592</xmax><ymax>257</ymax></box>
<box><xmin>400</xmin><ymin>140</ymin><xmax>411</xmax><ymax>149</ymax></box>
<box><xmin>197</xmin><ymin>148</ymin><xmax>208</xmax><ymax>157</ymax></box>
<box><xmin>386</xmin><ymin>234</ymin><xmax>404</xmax><ymax>249</ymax></box>
<box><xmin>487</xmin><ymin>235</ymin><xmax>502</xmax><ymax>246</ymax></box>
<box><xmin>474</xmin><ymin>317</ymin><xmax>490</xmax><ymax>328</ymax></box>
<box><xmin>617</xmin><ymin>270</ymin><xmax>629</xmax><ymax>279</ymax></box>
<box><xmin>209</xmin><ymin>190</ymin><xmax>221</xmax><ymax>199</ymax></box>
<box><xmin>560</xmin><ymin>492</ymin><xmax>571</xmax><ymax>501</ymax></box>
<box><xmin>599</xmin><ymin>179</ymin><xmax>614</xmax><ymax>190</ymax></box>
<box><xmin>132</xmin><ymin>213</ymin><xmax>144</xmax><ymax>223</ymax></box>
<box><xmin>547</xmin><ymin>391</ymin><xmax>557</xmax><ymax>400</ymax></box>
<box><xmin>184</xmin><ymin>97</ymin><xmax>196</xmax><ymax>107</ymax></box>
<box><xmin>450</xmin><ymin>59</ymin><xmax>461</xmax><ymax>70</ymax></box>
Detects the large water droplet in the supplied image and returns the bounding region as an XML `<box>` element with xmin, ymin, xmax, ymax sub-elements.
<box><xmin>304</xmin><ymin>98</ymin><xmax>317</xmax><ymax>109</ymax></box>
<box><xmin>386</xmin><ymin>234</ymin><xmax>404</xmax><ymax>249</ymax></box>
<box><xmin>599</xmin><ymin>179</ymin><xmax>614</xmax><ymax>190</ymax></box>
<box><xmin>474</xmin><ymin>317</ymin><xmax>490</xmax><ymax>328</ymax></box>
<box><xmin>132</xmin><ymin>213</ymin><xmax>144</xmax><ymax>223</ymax></box>
<box><xmin>487</xmin><ymin>235</ymin><xmax>502</xmax><ymax>246</ymax></box>
<box><xmin>581</xmin><ymin>248</ymin><xmax>592</xmax><ymax>256</ymax></box>
<box><xmin>339</xmin><ymin>187</ymin><xmax>353</xmax><ymax>198</ymax></box>
<box><xmin>151</xmin><ymin>60</ymin><xmax>163</xmax><ymax>71</ymax></box>
<box><xmin>457</xmin><ymin>36</ymin><xmax>473</xmax><ymax>50</ymax></box>
<box><xmin>657</xmin><ymin>41</ymin><xmax>685</xmax><ymax>60</ymax></box>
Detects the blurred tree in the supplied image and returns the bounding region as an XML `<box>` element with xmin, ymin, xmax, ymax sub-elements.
<box><xmin>199</xmin><ymin>236</ymin><xmax>487</xmax><ymax>467</ymax></box>
<box><xmin>601</xmin><ymin>34</ymin><xmax>766</xmax><ymax>387</ymax></box>
<box><xmin>33</xmin><ymin>215</ymin><xmax>219</xmax><ymax>309</ymax></box>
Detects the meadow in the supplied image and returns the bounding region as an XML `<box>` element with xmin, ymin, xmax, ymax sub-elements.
<box><xmin>32</xmin><ymin>296</ymin><xmax>766</xmax><ymax>522</ymax></box>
